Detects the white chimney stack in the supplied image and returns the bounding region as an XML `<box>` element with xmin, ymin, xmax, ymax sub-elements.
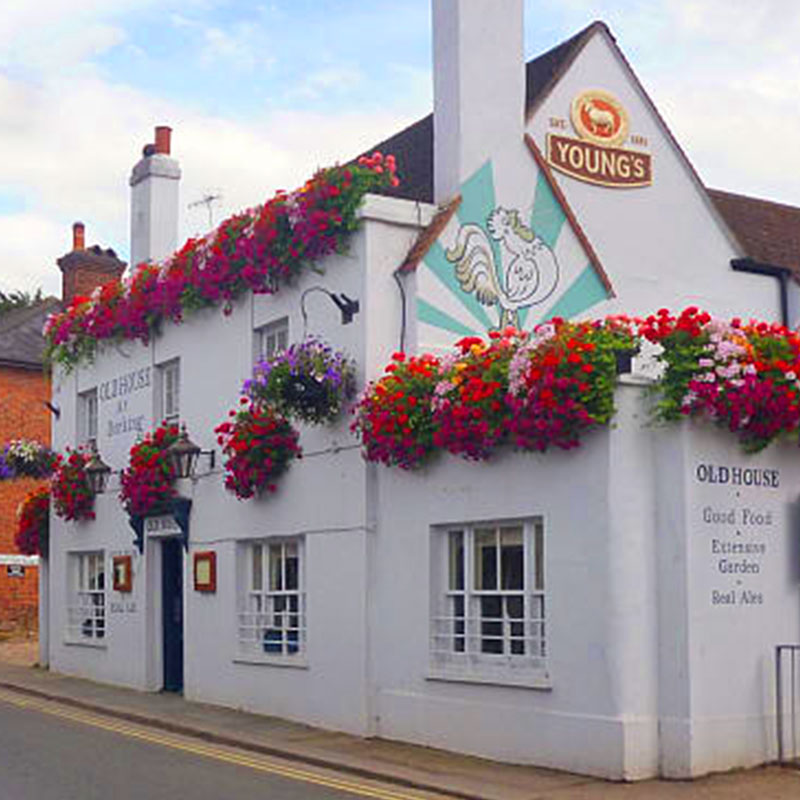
<box><xmin>432</xmin><ymin>0</ymin><xmax>525</xmax><ymax>202</ymax></box>
<box><xmin>129</xmin><ymin>125</ymin><xmax>181</xmax><ymax>268</ymax></box>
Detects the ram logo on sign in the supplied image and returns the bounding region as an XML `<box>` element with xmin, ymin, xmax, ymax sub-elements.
<box><xmin>547</xmin><ymin>89</ymin><xmax>652</xmax><ymax>188</ymax></box>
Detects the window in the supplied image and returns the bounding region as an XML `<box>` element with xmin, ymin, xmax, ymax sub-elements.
<box><xmin>67</xmin><ymin>552</ymin><xmax>106</xmax><ymax>642</ymax></box>
<box><xmin>159</xmin><ymin>360</ymin><xmax>180</xmax><ymax>424</ymax></box>
<box><xmin>238</xmin><ymin>539</ymin><xmax>305</xmax><ymax>659</ymax></box>
<box><xmin>255</xmin><ymin>318</ymin><xmax>289</xmax><ymax>363</ymax></box>
<box><xmin>79</xmin><ymin>388</ymin><xmax>98</xmax><ymax>446</ymax></box>
<box><xmin>431</xmin><ymin>519</ymin><xmax>546</xmax><ymax>680</ymax></box>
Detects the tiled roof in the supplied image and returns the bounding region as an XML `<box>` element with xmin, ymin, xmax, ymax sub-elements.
<box><xmin>0</xmin><ymin>298</ymin><xmax>60</xmax><ymax>369</ymax></box>
<box><xmin>708</xmin><ymin>189</ymin><xmax>800</xmax><ymax>274</ymax></box>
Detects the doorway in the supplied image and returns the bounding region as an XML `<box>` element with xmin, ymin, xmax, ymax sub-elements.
<box><xmin>161</xmin><ymin>538</ymin><xmax>184</xmax><ymax>692</ymax></box>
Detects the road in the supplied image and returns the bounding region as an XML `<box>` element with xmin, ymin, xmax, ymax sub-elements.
<box><xmin>0</xmin><ymin>691</ymin><xmax>447</xmax><ymax>800</ymax></box>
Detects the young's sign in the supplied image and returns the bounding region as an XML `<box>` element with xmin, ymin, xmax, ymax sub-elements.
<box><xmin>547</xmin><ymin>89</ymin><xmax>652</xmax><ymax>188</ymax></box>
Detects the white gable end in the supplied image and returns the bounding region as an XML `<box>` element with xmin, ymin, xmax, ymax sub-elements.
<box><xmin>526</xmin><ymin>27</ymin><xmax>781</xmax><ymax>321</ymax></box>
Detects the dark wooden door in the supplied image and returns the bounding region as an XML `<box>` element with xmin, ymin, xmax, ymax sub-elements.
<box><xmin>161</xmin><ymin>538</ymin><xmax>184</xmax><ymax>692</ymax></box>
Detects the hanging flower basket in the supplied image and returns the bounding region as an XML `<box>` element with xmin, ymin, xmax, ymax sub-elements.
<box><xmin>119</xmin><ymin>423</ymin><xmax>181</xmax><ymax>516</ymax></box>
<box><xmin>246</xmin><ymin>337</ymin><xmax>356</xmax><ymax>425</ymax></box>
<box><xmin>215</xmin><ymin>400</ymin><xmax>301</xmax><ymax>500</ymax></box>
<box><xmin>51</xmin><ymin>449</ymin><xmax>96</xmax><ymax>521</ymax></box>
<box><xmin>0</xmin><ymin>439</ymin><xmax>57</xmax><ymax>480</ymax></box>
<box><xmin>16</xmin><ymin>487</ymin><xmax>50</xmax><ymax>557</ymax></box>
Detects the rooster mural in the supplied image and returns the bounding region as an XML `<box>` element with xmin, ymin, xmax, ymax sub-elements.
<box><xmin>446</xmin><ymin>207</ymin><xmax>559</xmax><ymax>329</ymax></box>
<box><xmin>413</xmin><ymin>156</ymin><xmax>613</xmax><ymax>351</ymax></box>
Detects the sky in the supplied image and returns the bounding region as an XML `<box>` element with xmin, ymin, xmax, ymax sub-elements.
<box><xmin>1</xmin><ymin>0</ymin><xmax>798</xmax><ymax>297</ymax></box>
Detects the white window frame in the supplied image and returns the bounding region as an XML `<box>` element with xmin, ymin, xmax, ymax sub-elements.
<box><xmin>237</xmin><ymin>538</ymin><xmax>306</xmax><ymax>663</ymax></box>
<box><xmin>158</xmin><ymin>359</ymin><xmax>180</xmax><ymax>424</ymax></box>
<box><xmin>67</xmin><ymin>551</ymin><xmax>106</xmax><ymax>644</ymax></box>
<box><xmin>254</xmin><ymin>317</ymin><xmax>289</xmax><ymax>364</ymax></box>
<box><xmin>430</xmin><ymin>518</ymin><xmax>548</xmax><ymax>687</ymax></box>
<box><xmin>79</xmin><ymin>388</ymin><xmax>98</xmax><ymax>447</ymax></box>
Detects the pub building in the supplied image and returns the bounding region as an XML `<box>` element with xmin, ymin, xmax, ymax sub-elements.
<box><xmin>44</xmin><ymin>1</ymin><xmax>800</xmax><ymax>780</ymax></box>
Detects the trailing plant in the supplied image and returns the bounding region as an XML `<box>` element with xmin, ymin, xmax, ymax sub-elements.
<box><xmin>119</xmin><ymin>423</ymin><xmax>180</xmax><ymax>516</ymax></box>
<box><xmin>246</xmin><ymin>337</ymin><xmax>356</xmax><ymax>424</ymax></box>
<box><xmin>51</xmin><ymin>449</ymin><xmax>95</xmax><ymax>521</ymax></box>
<box><xmin>0</xmin><ymin>439</ymin><xmax>57</xmax><ymax>480</ymax></box>
<box><xmin>354</xmin><ymin>317</ymin><xmax>640</xmax><ymax>467</ymax></box>
<box><xmin>431</xmin><ymin>331</ymin><xmax>520</xmax><ymax>460</ymax></box>
<box><xmin>640</xmin><ymin>307</ymin><xmax>800</xmax><ymax>452</ymax></box>
<box><xmin>351</xmin><ymin>352</ymin><xmax>440</xmax><ymax>469</ymax></box>
<box><xmin>44</xmin><ymin>154</ymin><xmax>399</xmax><ymax>371</ymax></box>
<box><xmin>506</xmin><ymin>316</ymin><xmax>637</xmax><ymax>452</ymax></box>
<box><xmin>215</xmin><ymin>400</ymin><xmax>301</xmax><ymax>500</ymax></box>
<box><xmin>15</xmin><ymin>487</ymin><xmax>50</xmax><ymax>557</ymax></box>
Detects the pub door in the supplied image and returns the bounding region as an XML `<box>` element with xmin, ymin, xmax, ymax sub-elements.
<box><xmin>161</xmin><ymin>538</ymin><xmax>184</xmax><ymax>692</ymax></box>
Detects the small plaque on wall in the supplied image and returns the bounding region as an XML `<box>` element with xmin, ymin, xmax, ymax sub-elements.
<box><xmin>112</xmin><ymin>555</ymin><xmax>133</xmax><ymax>593</ymax></box>
<box><xmin>193</xmin><ymin>551</ymin><xmax>216</xmax><ymax>593</ymax></box>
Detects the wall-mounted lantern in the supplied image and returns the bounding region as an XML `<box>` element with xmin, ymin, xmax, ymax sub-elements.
<box><xmin>85</xmin><ymin>443</ymin><xmax>112</xmax><ymax>495</ymax></box>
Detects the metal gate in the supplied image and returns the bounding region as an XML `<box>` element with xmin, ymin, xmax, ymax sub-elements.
<box><xmin>776</xmin><ymin>645</ymin><xmax>800</xmax><ymax>765</ymax></box>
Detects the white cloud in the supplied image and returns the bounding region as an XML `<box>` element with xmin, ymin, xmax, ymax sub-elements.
<box><xmin>0</xmin><ymin>66</ymin><xmax>416</xmax><ymax>295</ymax></box>
<box><xmin>0</xmin><ymin>214</ymin><xmax>72</xmax><ymax>297</ymax></box>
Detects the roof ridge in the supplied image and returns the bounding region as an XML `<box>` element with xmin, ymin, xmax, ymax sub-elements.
<box><xmin>0</xmin><ymin>297</ymin><xmax>60</xmax><ymax>335</ymax></box>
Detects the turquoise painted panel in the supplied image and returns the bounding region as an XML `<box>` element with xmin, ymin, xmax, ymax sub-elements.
<box><xmin>456</xmin><ymin>160</ymin><xmax>502</xmax><ymax>272</ymax></box>
<box><xmin>518</xmin><ymin>173</ymin><xmax>566</xmax><ymax>330</ymax></box>
<box><xmin>539</xmin><ymin>263</ymin><xmax>610</xmax><ymax>322</ymax></box>
<box><xmin>422</xmin><ymin>241</ymin><xmax>495</xmax><ymax>330</ymax></box>
<box><xmin>530</xmin><ymin>171</ymin><xmax>566</xmax><ymax>249</ymax></box>
<box><xmin>417</xmin><ymin>299</ymin><xmax>480</xmax><ymax>337</ymax></box>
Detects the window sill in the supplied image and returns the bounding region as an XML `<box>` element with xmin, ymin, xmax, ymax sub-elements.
<box><xmin>63</xmin><ymin>638</ymin><xmax>108</xmax><ymax>650</ymax></box>
<box><xmin>426</xmin><ymin>667</ymin><xmax>552</xmax><ymax>690</ymax></box>
<box><xmin>233</xmin><ymin>654</ymin><xmax>309</xmax><ymax>670</ymax></box>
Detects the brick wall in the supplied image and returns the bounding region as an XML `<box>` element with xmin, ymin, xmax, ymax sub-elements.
<box><xmin>0</xmin><ymin>365</ymin><xmax>50</xmax><ymax>631</ymax></box>
<box><xmin>62</xmin><ymin>266</ymin><xmax>123</xmax><ymax>304</ymax></box>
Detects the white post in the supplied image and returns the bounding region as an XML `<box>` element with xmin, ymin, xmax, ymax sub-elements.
<box><xmin>129</xmin><ymin>126</ymin><xmax>181</xmax><ymax>268</ymax></box>
<box><xmin>432</xmin><ymin>0</ymin><xmax>525</xmax><ymax>201</ymax></box>
<box><xmin>38</xmin><ymin>556</ymin><xmax>49</xmax><ymax>668</ymax></box>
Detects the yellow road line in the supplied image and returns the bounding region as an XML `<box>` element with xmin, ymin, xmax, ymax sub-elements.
<box><xmin>0</xmin><ymin>689</ymin><xmax>448</xmax><ymax>800</ymax></box>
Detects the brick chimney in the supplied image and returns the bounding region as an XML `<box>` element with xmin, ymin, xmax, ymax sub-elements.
<box><xmin>432</xmin><ymin>0</ymin><xmax>525</xmax><ymax>201</ymax></box>
<box><xmin>57</xmin><ymin>222</ymin><xmax>126</xmax><ymax>304</ymax></box>
<box><xmin>129</xmin><ymin>125</ymin><xmax>181</xmax><ymax>268</ymax></box>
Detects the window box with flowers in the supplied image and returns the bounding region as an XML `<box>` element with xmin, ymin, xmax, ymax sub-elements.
<box><xmin>353</xmin><ymin>316</ymin><xmax>639</xmax><ymax>467</ymax></box>
<box><xmin>43</xmin><ymin>154</ymin><xmax>400</xmax><ymax>373</ymax></box>
<box><xmin>641</xmin><ymin>307</ymin><xmax>800</xmax><ymax>453</ymax></box>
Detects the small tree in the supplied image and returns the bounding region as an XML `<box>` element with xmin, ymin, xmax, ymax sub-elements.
<box><xmin>0</xmin><ymin>288</ymin><xmax>43</xmax><ymax>316</ymax></box>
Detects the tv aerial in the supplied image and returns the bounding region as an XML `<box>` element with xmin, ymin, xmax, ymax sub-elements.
<box><xmin>188</xmin><ymin>190</ymin><xmax>223</xmax><ymax>229</ymax></box>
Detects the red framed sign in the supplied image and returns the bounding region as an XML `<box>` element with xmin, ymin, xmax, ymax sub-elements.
<box><xmin>193</xmin><ymin>551</ymin><xmax>217</xmax><ymax>593</ymax></box>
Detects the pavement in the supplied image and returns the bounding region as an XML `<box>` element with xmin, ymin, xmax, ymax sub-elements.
<box><xmin>0</xmin><ymin>638</ymin><xmax>799</xmax><ymax>799</ymax></box>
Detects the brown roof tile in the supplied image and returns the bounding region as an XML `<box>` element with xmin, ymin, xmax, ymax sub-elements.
<box><xmin>0</xmin><ymin>298</ymin><xmax>61</xmax><ymax>369</ymax></box>
<box><xmin>708</xmin><ymin>189</ymin><xmax>800</xmax><ymax>274</ymax></box>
